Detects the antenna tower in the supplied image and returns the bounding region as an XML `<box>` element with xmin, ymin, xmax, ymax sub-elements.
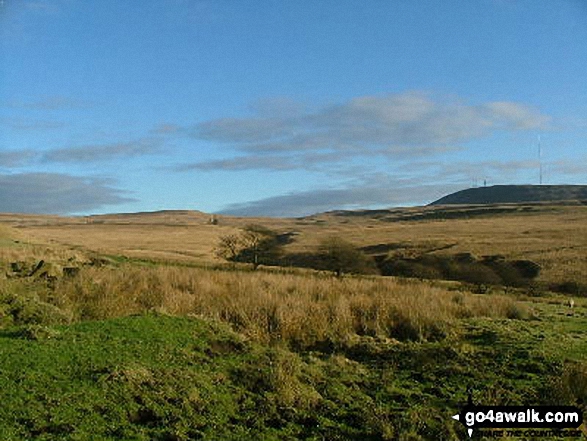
<box><xmin>538</xmin><ymin>135</ymin><xmax>543</xmax><ymax>185</ymax></box>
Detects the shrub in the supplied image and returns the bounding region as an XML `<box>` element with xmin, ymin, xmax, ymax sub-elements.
<box><xmin>481</xmin><ymin>258</ymin><xmax>528</xmax><ymax>287</ymax></box>
<box><xmin>545</xmin><ymin>362</ymin><xmax>587</xmax><ymax>408</ymax></box>
<box><xmin>317</xmin><ymin>237</ymin><xmax>377</xmax><ymax>276</ymax></box>
<box><xmin>216</xmin><ymin>225</ymin><xmax>284</xmax><ymax>269</ymax></box>
<box><xmin>511</xmin><ymin>260</ymin><xmax>541</xmax><ymax>279</ymax></box>
<box><xmin>0</xmin><ymin>285</ymin><xmax>72</xmax><ymax>326</ymax></box>
<box><xmin>384</xmin><ymin>260</ymin><xmax>443</xmax><ymax>280</ymax></box>
<box><xmin>550</xmin><ymin>281</ymin><xmax>587</xmax><ymax>296</ymax></box>
<box><xmin>380</xmin><ymin>253</ymin><xmax>541</xmax><ymax>288</ymax></box>
<box><xmin>457</xmin><ymin>263</ymin><xmax>502</xmax><ymax>286</ymax></box>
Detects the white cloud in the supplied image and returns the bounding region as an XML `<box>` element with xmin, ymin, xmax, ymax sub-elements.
<box><xmin>219</xmin><ymin>172</ymin><xmax>465</xmax><ymax>217</ymax></box>
<box><xmin>43</xmin><ymin>138</ymin><xmax>163</xmax><ymax>163</ymax></box>
<box><xmin>0</xmin><ymin>173</ymin><xmax>134</xmax><ymax>214</ymax></box>
<box><xmin>220</xmin><ymin>182</ymin><xmax>465</xmax><ymax>217</ymax></box>
<box><xmin>217</xmin><ymin>155</ymin><xmax>568</xmax><ymax>217</ymax></box>
<box><xmin>192</xmin><ymin>92</ymin><xmax>551</xmax><ymax>155</ymax></box>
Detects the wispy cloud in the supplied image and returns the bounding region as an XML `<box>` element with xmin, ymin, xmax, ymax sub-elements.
<box><xmin>177</xmin><ymin>144</ymin><xmax>459</xmax><ymax>173</ymax></box>
<box><xmin>217</xmin><ymin>156</ymin><xmax>562</xmax><ymax>217</ymax></box>
<box><xmin>220</xmin><ymin>177</ymin><xmax>464</xmax><ymax>217</ymax></box>
<box><xmin>0</xmin><ymin>173</ymin><xmax>134</xmax><ymax>214</ymax></box>
<box><xmin>24</xmin><ymin>1</ymin><xmax>60</xmax><ymax>14</ymax></box>
<box><xmin>436</xmin><ymin>159</ymin><xmax>541</xmax><ymax>182</ymax></box>
<box><xmin>549</xmin><ymin>158</ymin><xmax>587</xmax><ymax>179</ymax></box>
<box><xmin>395</xmin><ymin>158</ymin><xmax>584</xmax><ymax>186</ymax></box>
<box><xmin>174</xmin><ymin>92</ymin><xmax>553</xmax><ymax>216</ymax></box>
<box><xmin>179</xmin><ymin>92</ymin><xmax>550</xmax><ymax>175</ymax></box>
<box><xmin>151</xmin><ymin>123</ymin><xmax>183</xmax><ymax>135</ymax></box>
<box><xmin>43</xmin><ymin>138</ymin><xmax>163</xmax><ymax>163</ymax></box>
<box><xmin>175</xmin><ymin>155</ymin><xmax>304</xmax><ymax>172</ymax></box>
<box><xmin>0</xmin><ymin>117</ymin><xmax>66</xmax><ymax>131</ymax></box>
<box><xmin>0</xmin><ymin>150</ymin><xmax>37</xmax><ymax>167</ymax></box>
<box><xmin>4</xmin><ymin>95</ymin><xmax>93</xmax><ymax>110</ymax></box>
<box><xmin>193</xmin><ymin>92</ymin><xmax>550</xmax><ymax>155</ymax></box>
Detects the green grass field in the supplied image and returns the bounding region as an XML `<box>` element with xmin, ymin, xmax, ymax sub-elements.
<box><xmin>1</xmin><ymin>206</ymin><xmax>586</xmax><ymax>440</ymax></box>
<box><xmin>0</xmin><ymin>305</ymin><xmax>585</xmax><ymax>440</ymax></box>
<box><xmin>0</xmin><ymin>294</ymin><xmax>584</xmax><ymax>441</ymax></box>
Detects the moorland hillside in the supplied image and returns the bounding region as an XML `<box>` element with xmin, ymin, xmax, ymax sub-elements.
<box><xmin>430</xmin><ymin>184</ymin><xmax>587</xmax><ymax>206</ymax></box>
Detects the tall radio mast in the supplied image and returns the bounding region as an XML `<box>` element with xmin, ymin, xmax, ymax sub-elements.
<box><xmin>538</xmin><ymin>135</ymin><xmax>543</xmax><ymax>185</ymax></box>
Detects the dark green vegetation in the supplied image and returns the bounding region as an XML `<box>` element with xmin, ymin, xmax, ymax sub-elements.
<box><xmin>217</xmin><ymin>230</ymin><xmax>378</xmax><ymax>277</ymax></box>
<box><xmin>1</xmin><ymin>306</ymin><xmax>586</xmax><ymax>440</ymax></box>
<box><xmin>316</xmin><ymin>236</ymin><xmax>378</xmax><ymax>277</ymax></box>
<box><xmin>378</xmin><ymin>253</ymin><xmax>541</xmax><ymax>289</ymax></box>
<box><xmin>218</xmin><ymin>228</ymin><xmax>545</xmax><ymax>290</ymax></box>
<box><xmin>281</xmin><ymin>237</ymin><xmax>378</xmax><ymax>277</ymax></box>
<box><xmin>430</xmin><ymin>184</ymin><xmax>587</xmax><ymax>206</ymax></box>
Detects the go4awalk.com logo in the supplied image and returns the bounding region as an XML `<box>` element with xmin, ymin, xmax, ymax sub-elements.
<box><xmin>452</xmin><ymin>396</ymin><xmax>583</xmax><ymax>438</ymax></box>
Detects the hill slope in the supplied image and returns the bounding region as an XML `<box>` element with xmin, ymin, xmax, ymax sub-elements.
<box><xmin>430</xmin><ymin>185</ymin><xmax>587</xmax><ymax>205</ymax></box>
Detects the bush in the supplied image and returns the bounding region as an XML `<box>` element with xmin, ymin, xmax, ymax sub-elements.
<box><xmin>379</xmin><ymin>259</ymin><xmax>443</xmax><ymax>280</ymax></box>
<box><xmin>482</xmin><ymin>258</ymin><xmax>528</xmax><ymax>287</ymax></box>
<box><xmin>0</xmin><ymin>290</ymin><xmax>72</xmax><ymax>327</ymax></box>
<box><xmin>317</xmin><ymin>237</ymin><xmax>377</xmax><ymax>276</ymax></box>
<box><xmin>457</xmin><ymin>263</ymin><xmax>502</xmax><ymax>286</ymax></box>
<box><xmin>511</xmin><ymin>260</ymin><xmax>541</xmax><ymax>279</ymax></box>
<box><xmin>545</xmin><ymin>362</ymin><xmax>587</xmax><ymax>408</ymax></box>
<box><xmin>550</xmin><ymin>281</ymin><xmax>587</xmax><ymax>296</ymax></box>
<box><xmin>378</xmin><ymin>253</ymin><xmax>540</xmax><ymax>288</ymax></box>
<box><xmin>216</xmin><ymin>225</ymin><xmax>284</xmax><ymax>269</ymax></box>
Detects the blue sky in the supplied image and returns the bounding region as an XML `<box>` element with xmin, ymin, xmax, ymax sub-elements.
<box><xmin>1</xmin><ymin>0</ymin><xmax>586</xmax><ymax>216</ymax></box>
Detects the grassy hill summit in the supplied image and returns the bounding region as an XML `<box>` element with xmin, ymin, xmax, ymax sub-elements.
<box><xmin>430</xmin><ymin>184</ymin><xmax>587</xmax><ymax>205</ymax></box>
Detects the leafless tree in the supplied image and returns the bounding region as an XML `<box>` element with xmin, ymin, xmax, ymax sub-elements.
<box><xmin>216</xmin><ymin>225</ymin><xmax>282</xmax><ymax>269</ymax></box>
<box><xmin>215</xmin><ymin>233</ymin><xmax>243</xmax><ymax>261</ymax></box>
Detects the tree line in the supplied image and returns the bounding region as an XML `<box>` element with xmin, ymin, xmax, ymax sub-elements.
<box><xmin>215</xmin><ymin>225</ymin><xmax>543</xmax><ymax>288</ymax></box>
<box><xmin>215</xmin><ymin>225</ymin><xmax>375</xmax><ymax>276</ymax></box>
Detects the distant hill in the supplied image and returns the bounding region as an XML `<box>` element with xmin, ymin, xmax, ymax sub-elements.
<box><xmin>87</xmin><ymin>210</ymin><xmax>214</xmax><ymax>225</ymax></box>
<box><xmin>430</xmin><ymin>185</ymin><xmax>587</xmax><ymax>205</ymax></box>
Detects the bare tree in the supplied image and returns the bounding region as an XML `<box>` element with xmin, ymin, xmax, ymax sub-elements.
<box><xmin>216</xmin><ymin>225</ymin><xmax>282</xmax><ymax>269</ymax></box>
<box><xmin>215</xmin><ymin>233</ymin><xmax>243</xmax><ymax>262</ymax></box>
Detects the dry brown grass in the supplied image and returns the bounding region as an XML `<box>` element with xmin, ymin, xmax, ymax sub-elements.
<box><xmin>5</xmin><ymin>204</ymin><xmax>587</xmax><ymax>286</ymax></box>
<box><xmin>0</xmin><ymin>219</ymin><xmax>533</xmax><ymax>347</ymax></box>
<box><xmin>12</xmin><ymin>224</ymin><xmax>236</xmax><ymax>263</ymax></box>
<box><xmin>0</xmin><ymin>225</ymin><xmax>88</xmax><ymax>275</ymax></box>
<box><xmin>293</xmin><ymin>206</ymin><xmax>587</xmax><ymax>286</ymax></box>
<box><xmin>45</xmin><ymin>264</ymin><xmax>527</xmax><ymax>347</ymax></box>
